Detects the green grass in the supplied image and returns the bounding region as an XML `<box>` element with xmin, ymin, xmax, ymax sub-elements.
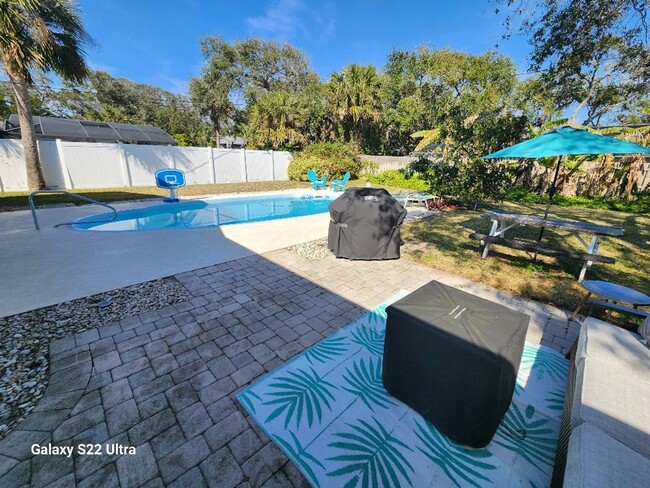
<box><xmin>401</xmin><ymin>201</ymin><xmax>649</xmax><ymax>312</ymax></box>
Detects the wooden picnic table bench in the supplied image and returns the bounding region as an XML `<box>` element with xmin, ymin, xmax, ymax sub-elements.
<box><xmin>470</xmin><ymin>210</ymin><xmax>624</xmax><ymax>281</ymax></box>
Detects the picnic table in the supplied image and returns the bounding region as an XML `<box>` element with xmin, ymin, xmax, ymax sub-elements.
<box><xmin>469</xmin><ymin>210</ymin><xmax>624</xmax><ymax>281</ymax></box>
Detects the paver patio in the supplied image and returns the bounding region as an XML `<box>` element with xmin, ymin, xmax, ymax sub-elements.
<box><xmin>0</xmin><ymin>247</ymin><xmax>579</xmax><ymax>487</ymax></box>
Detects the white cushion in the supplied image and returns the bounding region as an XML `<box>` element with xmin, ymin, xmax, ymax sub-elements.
<box><xmin>574</xmin><ymin>317</ymin><xmax>650</xmax><ymax>377</ymax></box>
<box><xmin>564</xmin><ymin>424</ymin><xmax>650</xmax><ymax>488</ymax></box>
<box><xmin>571</xmin><ymin>345</ymin><xmax>650</xmax><ymax>457</ymax></box>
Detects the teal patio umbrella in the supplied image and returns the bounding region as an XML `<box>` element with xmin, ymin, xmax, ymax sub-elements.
<box><xmin>483</xmin><ymin>126</ymin><xmax>650</xmax><ymax>239</ymax></box>
<box><xmin>483</xmin><ymin>126</ymin><xmax>650</xmax><ymax>160</ymax></box>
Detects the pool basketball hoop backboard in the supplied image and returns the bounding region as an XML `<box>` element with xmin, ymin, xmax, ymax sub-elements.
<box><xmin>155</xmin><ymin>169</ymin><xmax>186</xmax><ymax>202</ymax></box>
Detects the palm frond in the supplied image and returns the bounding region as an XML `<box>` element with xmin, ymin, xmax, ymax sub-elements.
<box><xmin>263</xmin><ymin>367</ymin><xmax>338</xmax><ymax>429</ymax></box>
<box><xmin>597</xmin><ymin>125</ymin><xmax>650</xmax><ymax>136</ymax></box>
<box><xmin>350</xmin><ymin>325</ymin><xmax>384</xmax><ymax>356</ymax></box>
<box><xmin>414</xmin><ymin>419</ymin><xmax>496</xmax><ymax>488</ymax></box>
<box><xmin>0</xmin><ymin>0</ymin><xmax>92</xmax><ymax>83</ymax></box>
<box><xmin>494</xmin><ymin>403</ymin><xmax>558</xmax><ymax>471</ymax></box>
<box><xmin>520</xmin><ymin>346</ymin><xmax>569</xmax><ymax>383</ymax></box>
<box><xmin>327</xmin><ymin>418</ymin><xmax>414</xmax><ymax>487</ymax></box>
<box><xmin>305</xmin><ymin>335</ymin><xmax>349</xmax><ymax>365</ymax></box>
<box><xmin>238</xmin><ymin>389</ymin><xmax>261</xmax><ymax>415</ymax></box>
<box><xmin>411</xmin><ymin>128</ymin><xmax>442</xmax><ymax>152</ymax></box>
<box><xmin>341</xmin><ymin>357</ymin><xmax>396</xmax><ymax>411</ymax></box>
<box><xmin>365</xmin><ymin>303</ymin><xmax>388</xmax><ymax>327</ymax></box>
<box><xmin>545</xmin><ymin>389</ymin><xmax>565</xmax><ymax>412</ymax></box>
<box><xmin>274</xmin><ymin>432</ymin><xmax>325</xmax><ymax>487</ymax></box>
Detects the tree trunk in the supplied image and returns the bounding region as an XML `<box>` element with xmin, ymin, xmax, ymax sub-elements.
<box><xmin>8</xmin><ymin>75</ymin><xmax>46</xmax><ymax>190</ymax></box>
<box><xmin>624</xmin><ymin>157</ymin><xmax>641</xmax><ymax>200</ymax></box>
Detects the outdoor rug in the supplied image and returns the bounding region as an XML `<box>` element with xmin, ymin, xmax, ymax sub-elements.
<box><xmin>237</xmin><ymin>290</ymin><xmax>569</xmax><ymax>487</ymax></box>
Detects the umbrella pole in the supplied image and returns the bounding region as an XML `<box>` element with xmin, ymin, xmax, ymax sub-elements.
<box><xmin>534</xmin><ymin>156</ymin><xmax>563</xmax><ymax>259</ymax></box>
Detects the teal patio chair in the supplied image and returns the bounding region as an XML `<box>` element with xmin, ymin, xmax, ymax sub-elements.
<box><xmin>330</xmin><ymin>172</ymin><xmax>350</xmax><ymax>192</ymax></box>
<box><xmin>307</xmin><ymin>169</ymin><xmax>327</xmax><ymax>190</ymax></box>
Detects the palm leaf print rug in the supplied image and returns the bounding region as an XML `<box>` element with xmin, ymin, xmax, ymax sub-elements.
<box><xmin>238</xmin><ymin>290</ymin><xmax>568</xmax><ymax>487</ymax></box>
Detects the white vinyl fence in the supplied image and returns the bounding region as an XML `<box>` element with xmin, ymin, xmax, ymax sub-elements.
<box><xmin>0</xmin><ymin>139</ymin><xmax>292</xmax><ymax>191</ymax></box>
<box><xmin>376</xmin><ymin>161</ymin><xmax>412</xmax><ymax>172</ymax></box>
<box><xmin>360</xmin><ymin>155</ymin><xmax>414</xmax><ymax>176</ymax></box>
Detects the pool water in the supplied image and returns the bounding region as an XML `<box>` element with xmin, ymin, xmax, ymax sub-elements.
<box><xmin>74</xmin><ymin>194</ymin><xmax>334</xmax><ymax>231</ymax></box>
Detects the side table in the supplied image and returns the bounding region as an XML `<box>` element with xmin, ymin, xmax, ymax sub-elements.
<box><xmin>569</xmin><ymin>280</ymin><xmax>650</xmax><ymax>321</ymax></box>
<box><xmin>382</xmin><ymin>280</ymin><xmax>530</xmax><ymax>448</ymax></box>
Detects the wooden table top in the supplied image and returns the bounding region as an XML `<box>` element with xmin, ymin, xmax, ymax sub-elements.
<box><xmin>483</xmin><ymin>210</ymin><xmax>624</xmax><ymax>237</ymax></box>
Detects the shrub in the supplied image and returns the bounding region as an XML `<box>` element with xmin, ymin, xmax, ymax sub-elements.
<box><xmin>407</xmin><ymin>156</ymin><xmax>521</xmax><ymax>203</ymax></box>
<box><xmin>360</xmin><ymin>160</ymin><xmax>380</xmax><ymax>177</ymax></box>
<box><xmin>505</xmin><ymin>188</ymin><xmax>650</xmax><ymax>214</ymax></box>
<box><xmin>288</xmin><ymin>142</ymin><xmax>361</xmax><ymax>181</ymax></box>
<box><xmin>405</xmin><ymin>157</ymin><xmax>461</xmax><ymax>196</ymax></box>
<box><xmin>368</xmin><ymin>170</ymin><xmax>429</xmax><ymax>191</ymax></box>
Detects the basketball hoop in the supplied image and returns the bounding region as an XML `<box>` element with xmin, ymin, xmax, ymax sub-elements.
<box><xmin>154</xmin><ymin>169</ymin><xmax>186</xmax><ymax>203</ymax></box>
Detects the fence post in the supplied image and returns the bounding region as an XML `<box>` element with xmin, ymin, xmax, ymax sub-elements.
<box><xmin>242</xmin><ymin>148</ymin><xmax>248</xmax><ymax>182</ymax></box>
<box><xmin>169</xmin><ymin>145</ymin><xmax>176</xmax><ymax>169</ymax></box>
<box><xmin>117</xmin><ymin>142</ymin><xmax>132</xmax><ymax>187</ymax></box>
<box><xmin>208</xmin><ymin>146</ymin><xmax>216</xmax><ymax>184</ymax></box>
<box><xmin>270</xmin><ymin>150</ymin><xmax>275</xmax><ymax>181</ymax></box>
<box><xmin>55</xmin><ymin>139</ymin><xmax>74</xmax><ymax>189</ymax></box>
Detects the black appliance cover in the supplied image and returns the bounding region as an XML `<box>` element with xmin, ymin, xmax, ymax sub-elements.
<box><xmin>382</xmin><ymin>280</ymin><xmax>530</xmax><ymax>447</ymax></box>
<box><xmin>328</xmin><ymin>188</ymin><xmax>406</xmax><ymax>260</ymax></box>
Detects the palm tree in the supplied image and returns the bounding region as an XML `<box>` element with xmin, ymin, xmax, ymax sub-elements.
<box><xmin>0</xmin><ymin>0</ymin><xmax>92</xmax><ymax>190</ymax></box>
<box><xmin>327</xmin><ymin>64</ymin><xmax>381</xmax><ymax>145</ymax></box>
<box><xmin>248</xmin><ymin>90</ymin><xmax>306</xmax><ymax>149</ymax></box>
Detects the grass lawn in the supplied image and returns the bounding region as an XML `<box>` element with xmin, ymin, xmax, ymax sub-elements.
<box><xmin>401</xmin><ymin>201</ymin><xmax>649</xmax><ymax>312</ymax></box>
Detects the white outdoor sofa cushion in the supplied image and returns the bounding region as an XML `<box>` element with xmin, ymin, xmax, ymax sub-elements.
<box><xmin>563</xmin><ymin>423</ymin><xmax>650</xmax><ymax>488</ymax></box>
<box><xmin>570</xmin><ymin>317</ymin><xmax>650</xmax><ymax>459</ymax></box>
<box><xmin>574</xmin><ymin>316</ymin><xmax>650</xmax><ymax>376</ymax></box>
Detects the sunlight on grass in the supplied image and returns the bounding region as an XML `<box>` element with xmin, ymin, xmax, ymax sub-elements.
<box><xmin>401</xmin><ymin>202</ymin><xmax>649</xmax><ymax>311</ymax></box>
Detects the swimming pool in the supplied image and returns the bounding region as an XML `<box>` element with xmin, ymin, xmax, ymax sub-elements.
<box><xmin>73</xmin><ymin>194</ymin><xmax>334</xmax><ymax>231</ymax></box>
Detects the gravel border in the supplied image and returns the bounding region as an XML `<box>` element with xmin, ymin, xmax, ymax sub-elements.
<box><xmin>287</xmin><ymin>238</ymin><xmax>331</xmax><ymax>260</ymax></box>
<box><xmin>0</xmin><ymin>277</ymin><xmax>192</xmax><ymax>439</ymax></box>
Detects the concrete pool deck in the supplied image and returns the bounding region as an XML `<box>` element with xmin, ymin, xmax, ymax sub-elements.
<box><xmin>0</xmin><ymin>191</ymin><xmax>333</xmax><ymax>318</ymax></box>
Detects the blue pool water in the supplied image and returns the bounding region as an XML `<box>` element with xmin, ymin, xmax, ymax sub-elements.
<box><xmin>74</xmin><ymin>194</ymin><xmax>334</xmax><ymax>231</ymax></box>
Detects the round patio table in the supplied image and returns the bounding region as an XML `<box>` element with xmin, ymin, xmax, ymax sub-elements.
<box><xmin>570</xmin><ymin>280</ymin><xmax>650</xmax><ymax>319</ymax></box>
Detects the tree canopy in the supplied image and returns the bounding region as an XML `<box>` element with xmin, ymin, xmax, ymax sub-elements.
<box><xmin>49</xmin><ymin>70</ymin><xmax>211</xmax><ymax>146</ymax></box>
<box><xmin>188</xmin><ymin>36</ymin><xmax>315</xmax><ymax>134</ymax></box>
<box><xmin>496</xmin><ymin>0</ymin><xmax>650</xmax><ymax>125</ymax></box>
<box><xmin>4</xmin><ymin>15</ymin><xmax>650</xmax><ymax>161</ymax></box>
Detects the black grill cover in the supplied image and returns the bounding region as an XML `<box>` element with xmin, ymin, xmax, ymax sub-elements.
<box><xmin>328</xmin><ymin>188</ymin><xmax>407</xmax><ymax>260</ymax></box>
<box><xmin>382</xmin><ymin>280</ymin><xmax>529</xmax><ymax>447</ymax></box>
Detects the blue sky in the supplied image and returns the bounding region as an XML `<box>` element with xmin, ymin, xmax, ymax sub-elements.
<box><xmin>78</xmin><ymin>0</ymin><xmax>532</xmax><ymax>94</ymax></box>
